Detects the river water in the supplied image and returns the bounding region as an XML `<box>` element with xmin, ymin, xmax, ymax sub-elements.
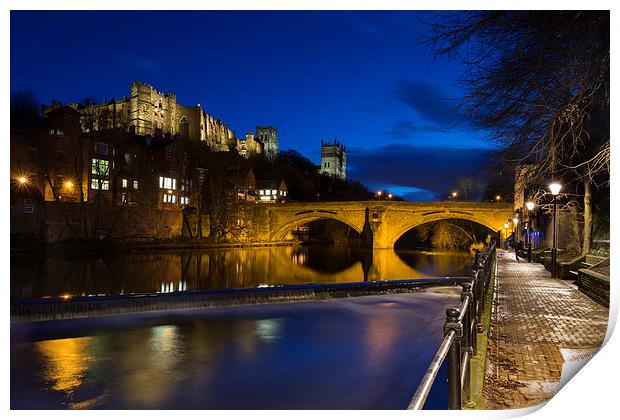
<box><xmin>11</xmin><ymin>245</ymin><xmax>473</xmax><ymax>300</ymax></box>
<box><xmin>11</xmin><ymin>291</ymin><xmax>461</xmax><ymax>409</ymax></box>
<box><xmin>11</xmin><ymin>246</ymin><xmax>473</xmax><ymax>409</ymax></box>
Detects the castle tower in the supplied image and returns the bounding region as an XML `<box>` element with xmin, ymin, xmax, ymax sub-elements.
<box><xmin>256</xmin><ymin>126</ymin><xmax>279</xmax><ymax>161</ymax></box>
<box><xmin>320</xmin><ymin>139</ymin><xmax>346</xmax><ymax>180</ymax></box>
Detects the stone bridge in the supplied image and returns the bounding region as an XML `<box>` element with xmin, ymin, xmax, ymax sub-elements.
<box><xmin>252</xmin><ymin>201</ymin><xmax>515</xmax><ymax>249</ymax></box>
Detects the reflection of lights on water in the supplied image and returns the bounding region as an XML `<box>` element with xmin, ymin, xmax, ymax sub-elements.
<box><xmin>160</xmin><ymin>282</ymin><xmax>175</xmax><ymax>293</ymax></box>
<box><xmin>178</xmin><ymin>280</ymin><xmax>187</xmax><ymax>292</ymax></box>
<box><xmin>60</xmin><ymin>294</ymin><xmax>72</xmax><ymax>300</ymax></box>
<box><xmin>257</xmin><ymin>284</ymin><xmax>271</xmax><ymax>288</ymax></box>
<box><xmin>149</xmin><ymin>325</ymin><xmax>180</xmax><ymax>359</ymax></box>
<box><xmin>255</xmin><ymin>318</ymin><xmax>282</xmax><ymax>343</ymax></box>
<box><xmin>291</xmin><ymin>252</ymin><xmax>307</xmax><ymax>265</ymax></box>
<box><xmin>35</xmin><ymin>337</ymin><xmax>95</xmax><ymax>395</ymax></box>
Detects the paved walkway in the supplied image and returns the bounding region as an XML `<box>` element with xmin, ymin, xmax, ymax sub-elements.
<box><xmin>482</xmin><ymin>250</ymin><xmax>609</xmax><ymax>409</ymax></box>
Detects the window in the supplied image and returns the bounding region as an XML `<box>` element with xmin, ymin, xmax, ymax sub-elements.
<box><xmin>91</xmin><ymin>158</ymin><xmax>109</xmax><ymax>176</ymax></box>
<box><xmin>23</xmin><ymin>199</ymin><xmax>34</xmax><ymax>214</ymax></box>
<box><xmin>122</xmin><ymin>178</ymin><xmax>128</xmax><ymax>188</ymax></box>
<box><xmin>91</xmin><ymin>178</ymin><xmax>110</xmax><ymax>190</ymax></box>
<box><xmin>133</xmin><ymin>180</ymin><xmax>139</xmax><ymax>190</ymax></box>
<box><xmin>271</xmin><ymin>189</ymin><xmax>277</xmax><ymax>195</ymax></box>
<box><xmin>163</xmin><ymin>193</ymin><xmax>176</xmax><ymax>203</ymax></box>
<box><xmin>49</xmin><ymin>128</ymin><xmax>64</xmax><ymax>136</ymax></box>
<box><xmin>158</xmin><ymin>176</ymin><xmax>176</xmax><ymax>190</ymax></box>
<box><xmin>94</xmin><ymin>142</ymin><xmax>109</xmax><ymax>155</ymax></box>
<box><xmin>121</xmin><ymin>192</ymin><xmax>128</xmax><ymax>204</ymax></box>
<box><xmin>179</xmin><ymin>117</ymin><xmax>189</xmax><ymax>137</ymax></box>
<box><xmin>259</xmin><ymin>190</ymin><xmax>264</xmax><ymax>195</ymax></box>
<box><xmin>181</xmin><ymin>196</ymin><xmax>189</xmax><ymax>205</ymax></box>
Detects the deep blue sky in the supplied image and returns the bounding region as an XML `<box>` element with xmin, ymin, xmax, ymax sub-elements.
<box><xmin>11</xmin><ymin>10</ymin><xmax>496</xmax><ymax>201</ymax></box>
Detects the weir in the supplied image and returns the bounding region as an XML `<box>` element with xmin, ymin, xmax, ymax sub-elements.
<box><xmin>11</xmin><ymin>278</ymin><xmax>469</xmax><ymax>323</ymax></box>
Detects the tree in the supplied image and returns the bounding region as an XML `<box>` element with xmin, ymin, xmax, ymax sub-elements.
<box><xmin>429</xmin><ymin>11</ymin><xmax>609</xmax><ymax>253</ymax></box>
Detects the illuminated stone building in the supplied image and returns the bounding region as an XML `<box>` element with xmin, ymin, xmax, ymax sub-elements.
<box><xmin>236</xmin><ymin>132</ymin><xmax>263</xmax><ymax>158</ymax></box>
<box><xmin>43</xmin><ymin>81</ymin><xmax>238</xmax><ymax>153</ymax></box>
<box><xmin>256</xmin><ymin>126</ymin><xmax>279</xmax><ymax>161</ymax></box>
<box><xmin>320</xmin><ymin>139</ymin><xmax>346</xmax><ymax>180</ymax></box>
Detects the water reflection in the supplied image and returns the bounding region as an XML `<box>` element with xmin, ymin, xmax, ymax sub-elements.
<box><xmin>11</xmin><ymin>246</ymin><xmax>473</xmax><ymax>300</ymax></box>
<box><xmin>11</xmin><ymin>293</ymin><xmax>460</xmax><ymax>409</ymax></box>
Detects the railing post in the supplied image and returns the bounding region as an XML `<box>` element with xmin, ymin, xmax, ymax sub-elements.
<box><xmin>445</xmin><ymin>308</ymin><xmax>463</xmax><ymax>410</ymax></box>
<box><xmin>460</xmin><ymin>283</ymin><xmax>473</xmax><ymax>403</ymax></box>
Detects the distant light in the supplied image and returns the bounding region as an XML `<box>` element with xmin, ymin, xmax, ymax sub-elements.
<box><xmin>377</xmin><ymin>191</ymin><xmax>383</xmax><ymax>196</ymax></box>
<box><xmin>526</xmin><ymin>201</ymin><xmax>535</xmax><ymax>211</ymax></box>
<box><xmin>549</xmin><ymin>182</ymin><xmax>562</xmax><ymax>196</ymax></box>
<box><xmin>388</xmin><ymin>193</ymin><xmax>393</xmax><ymax>199</ymax></box>
<box><xmin>60</xmin><ymin>294</ymin><xmax>71</xmax><ymax>300</ymax></box>
<box><xmin>495</xmin><ymin>195</ymin><xmax>501</xmax><ymax>201</ymax></box>
<box><xmin>504</xmin><ymin>223</ymin><xmax>509</xmax><ymax>229</ymax></box>
<box><xmin>452</xmin><ymin>191</ymin><xmax>458</xmax><ymax>197</ymax></box>
<box><xmin>18</xmin><ymin>177</ymin><xmax>27</xmax><ymax>184</ymax></box>
<box><xmin>64</xmin><ymin>180</ymin><xmax>74</xmax><ymax>189</ymax></box>
<box><xmin>513</xmin><ymin>217</ymin><xmax>519</xmax><ymax>224</ymax></box>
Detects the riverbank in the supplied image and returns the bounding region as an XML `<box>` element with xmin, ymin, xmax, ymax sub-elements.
<box><xmin>482</xmin><ymin>250</ymin><xmax>608</xmax><ymax>408</ymax></box>
<box><xmin>10</xmin><ymin>237</ymin><xmax>300</xmax><ymax>256</ymax></box>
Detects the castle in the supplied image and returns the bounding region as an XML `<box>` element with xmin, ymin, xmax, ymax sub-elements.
<box><xmin>43</xmin><ymin>81</ymin><xmax>278</xmax><ymax>159</ymax></box>
<box><xmin>320</xmin><ymin>139</ymin><xmax>346</xmax><ymax>180</ymax></box>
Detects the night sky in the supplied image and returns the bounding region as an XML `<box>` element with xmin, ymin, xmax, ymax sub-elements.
<box><xmin>10</xmin><ymin>10</ymin><xmax>497</xmax><ymax>201</ymax></box>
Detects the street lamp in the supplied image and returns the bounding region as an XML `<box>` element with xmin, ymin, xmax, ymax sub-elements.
<box><xmin>503</xmin><ymin>223</ymin><xmax>509</xmax><ymax>249</ymax></box>
<box><xmin>64</xmin><ymin>180</ymin><xmax>74</xmax><ymax>189</ymax></box>
<box><xmin>376</xmin><ymin>191</ymin><xmax>383</xmax><ymax>200</ymax></box>
<box><xmin>496</xmin><ymin>195</ymin><xmax>501</xmax><ymax>202</ymax></box>
<box><xmin>18</xmin><ymin>177</ymin><xmax>28</xmax><ymax>185</ymax></box>
<box><xmin>526</xmin><ymin>201</ymin><xmax>536</xmax><ymax>261</ymax></box>
<box><xmin>549</xmin><ymin>182</ymin><xmax>562</xmax><ymax>277</ymax></box>
<box><xmin>451</xmin><ymin>191</ymin><xmax>458</xmax><ymax>199</ymax></box>
<box><xmin>387</xmin><ymin>193</ymin><xmax>393</xmax><ymax>199</ymax></box>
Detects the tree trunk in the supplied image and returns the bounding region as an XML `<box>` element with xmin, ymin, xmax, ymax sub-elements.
<box><xmin>582</xmin><ymin>180</ymin><xmax>592</xmax><ymax>255</ymax></box>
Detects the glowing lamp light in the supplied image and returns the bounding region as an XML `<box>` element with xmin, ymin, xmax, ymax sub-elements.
<box><xmin>549</xmin><ymin>182</ymin><xmax>562</xmax><ymax>196</ymax></box>
<box><xmin>18</xmin><ymin>177</ymin><xmax>28</xmax><ymax>184</ymax></box>
<box><xmin>451</xmin><ymin>191</ymin><xmax>458</xmax><ymax>198</ymax></box>
<box><xmin>504</xmin><ymin>223</ymin><xmax>509</xmax><ymax>229</ymax></box>
<box><xmin>513</xmin><ymin>217</ymin><xmax>519</xmax><ymax>225</ymax></box>
<box><xmin>388</xmin><ymin>193</ymin><xmax>393</xmax><ymax>199</ymax></box>
<box><xmin>64</xmin><ymin>181</ymin><xmax>74</xmax><ymax>189</ymax></box>
<box><xmin>495</xmin><ymin>195</ymin><xmax>501</xmax><ymax>201</ymax></box>
<box><xmin>526</xmin><ymin>201</ymin><xmax>535</xmax><ymax>211</ymax></box>
<box><xmin>377</xmin><ymin>191</ymin><xmax>383</xmax><ymax>196</ymax></box>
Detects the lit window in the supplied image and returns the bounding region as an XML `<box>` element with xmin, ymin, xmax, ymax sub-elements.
<box><xmin>163</xmin><ymin>193</ymin><xmax>176</xmax><ymax>203</ymax></box>
<box><xmin>284</xmin><ymin>191</ymin><xmax>287</xmax><ymax>196</ymax></box>
<box><xmin>23</xmin><ymin>199</ymin><xmax>34</xmax><ymax>214</ymax></box>
<box><xmin>91</xmin><ymin>158</ymin><xmax>109</xmax><ymax>175</ymax></box>
<box><xmin>133</xmin><ymin>180</ymin><xmax>138</xmax><ymax>189</ymax></box>
<box><xmin>259</xmin><ymin>190</ymin><xmax>264</xmax><ymax>195</ymax></box>
<box><xmin>122</xmin><ymin>178</ymin><xmax>128</xmax><ymax>188</ymax></box>
<box><xmin>271</xmin><ymin>189</ymin><xmax>277</xmax><ymax>195</ymax></box>
<box><xmin>181</xmin><ymin>196</ymin><xmax>189</xmax><ymax>205</ymax></box>
<box><xmin>91</xmin><ymin>178</ymin><xmax>109</xmax><ymax>190</ymax></box>
<box><xmin>158</xmin><ymin>176</ymin><xmax>176</xmax><ymax>190</ymax></box>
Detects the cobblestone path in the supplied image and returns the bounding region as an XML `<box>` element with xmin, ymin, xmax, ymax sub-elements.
<box><xmin>482</xmin><ymin>250</ymin><xmax>609</xmax><ymax>409</ymax></box>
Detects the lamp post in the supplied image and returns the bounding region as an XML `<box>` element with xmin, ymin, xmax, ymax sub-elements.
<box><xmin>526</xmin><ymin>201</ymin><xmax>535</xmax><ymax>261</ymax></box>
<box><xmin>503</xmin><ymin>223</ymin><xmax>509</xmax><ymax>250</ymax></box>
<box><xmin>549</xmin><ymin>182</ymin><xmax>562</xmax><ymax>277</ymax></box>
<box><xmin>451</xmin><ymin>191</ymin><xmax>458</xmax><ymax>200</ymax></box>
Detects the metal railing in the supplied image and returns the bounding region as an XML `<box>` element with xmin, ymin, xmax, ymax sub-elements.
<box><xmin>407</xmin><ymin>241</ymin><xmax>497</xmax><ymax>410</ymax></box>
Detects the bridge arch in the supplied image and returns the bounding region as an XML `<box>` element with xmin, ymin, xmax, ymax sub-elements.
<box><xmin>270</xmin><ymin>213</ymin><xmax>364</xmax><ymax>242</ymax></box>
<box><xmin>389</xmin><ymin>213</ymin><xmax>502</xmax><ymax>249</ymax></box>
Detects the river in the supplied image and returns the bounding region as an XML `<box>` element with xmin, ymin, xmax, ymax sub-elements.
<box><xmin>11</xmin><ymin>245</ymin><xmax>474</xmax><ymax>409</ymax></box>
<box><xmin>10</xmin><ymin>245</ymin><xmax>474</xmax><ymax>300</ymax></box>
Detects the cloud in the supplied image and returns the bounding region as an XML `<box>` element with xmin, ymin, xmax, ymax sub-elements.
<box><xmin>385</xmin><ymin>120</ymin><xmax>446</xmax><ymax>139</ymax></box>
<box><xmin>392</xmin><ymin>80</ymin><xmax>468</xmax><ymax>129</ymax></box>
<box><xmin>347</xmin><ymin>144</ymin><xmax>492</xmax><ymax>201</ymax></box>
